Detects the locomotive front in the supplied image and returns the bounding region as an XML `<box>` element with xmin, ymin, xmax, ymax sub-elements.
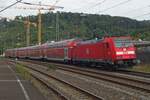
<box><xmin>112</xmin><ymin>37</ymin><xmax>139</xmax><ymax>66</ymax></box>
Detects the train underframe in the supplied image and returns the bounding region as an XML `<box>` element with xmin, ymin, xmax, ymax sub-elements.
<box><xmin>8</xmin><ymin>56</ymin><xmax>139</xmax><ymax>69</ymax></box>
<box><xmin>66</xmin><ymin>58</ymin><xmax>139</xmax><ymax>69</ymax></box>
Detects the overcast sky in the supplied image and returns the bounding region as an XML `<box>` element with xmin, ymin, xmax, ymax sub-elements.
<box><xmin>0</xmin><ymin>0</ymin><xmax>150</xmax><ymax>20</ymax></box>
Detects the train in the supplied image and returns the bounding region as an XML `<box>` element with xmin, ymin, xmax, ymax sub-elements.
<box><xmin>5</xmin><ymin>36</ymin><xmax>139</xmax><ymax>69</ymax></box>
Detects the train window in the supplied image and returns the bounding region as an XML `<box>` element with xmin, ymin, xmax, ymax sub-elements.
<box><xmin>114</xmin><ymin>38</ymin><xmax>133</xmax><ymax>47</ymax></box>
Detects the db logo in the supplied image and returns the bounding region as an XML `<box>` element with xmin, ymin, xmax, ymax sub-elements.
<box><xmin>123</xmin><ymin>48</ymin><xmax>126</xmax><ymax>51</ymax></box>
<box><xmin>86</xmin><ymin>48</ymin><xmax>89</xmax><ymax>55</ymax></box>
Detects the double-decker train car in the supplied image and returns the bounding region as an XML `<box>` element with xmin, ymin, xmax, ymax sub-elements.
<box><xmin>5</xmin><ymin>36</ymin><xmax>138</xmax><ymax>68</ymax></box>
<box><xmin>42</xmin><ymin>39</ymin><xmax>79</xmax><ymax>61</ymax></box>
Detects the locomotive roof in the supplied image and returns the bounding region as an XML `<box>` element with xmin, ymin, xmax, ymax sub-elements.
<box><xmin>77</xmin><ymin>38</ymin><xmax>104</xmax><ymax>45</ymax></box>
<box><xmin>105</xmin><ymin>36</ymin><xmax>131</xmax><ymax>39</ymax></box>
<box><xmin>26</xmin><ymin>45</ymin><xmax>41</xmax><ymax>49</ymax></box>
<box><xmin>46</xmin><ymin>38</ymin><xmax>80</xmax><ymax>47</ymax></box>
<box><xmin>6</xmin><ymin>39</ymin><xmax>80</xmax><ymax>51</ymax></box>
<box><xmin>6</xmin><ymin>36</ymin><xmax>132</xmax><ymax>51</ymax></box>
<box><xmin>6</xmin><ymin>45</ymin><xmax>41</xmax><ymax>51</ymax></box>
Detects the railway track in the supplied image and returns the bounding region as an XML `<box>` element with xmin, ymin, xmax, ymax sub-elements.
<box><xmin>19</xmin><ymin>59</ymin><xmax>150</xmax><ymax>78</ymax></box>
<box><xmin>13</xmin><ymin>59</ymin><xmax>150</xmax><ymax>94</ymax></box>
<box><xmin>9</xmin><ymin>61</ymin><xmax>68</xmax><ymax>100</ymax></box>
<box><xmin>9</xmin><ymin>60</ymin><xmax>103</xmax><ymax>100</ymax></box>
<box><xmin>29</xmin><ymin>73</ymin><xmax>68</xmax><ymax>100</ymax></box>
<box><xmin>118</xmin><ymin>69</ymin><xmax>150</xmax><ymax>78</ymax></box>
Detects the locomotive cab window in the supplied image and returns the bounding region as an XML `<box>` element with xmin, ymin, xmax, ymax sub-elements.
<box><xmin>114</xmin><ymin>38</ymin><xmax>133</xmax><ymax>48</ymax></box>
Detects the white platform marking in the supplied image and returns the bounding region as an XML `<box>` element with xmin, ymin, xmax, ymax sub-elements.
<box><xmin>7</xmin><ymin>65</ymin><xmax>30</xmax><ymax>100</ymax></box>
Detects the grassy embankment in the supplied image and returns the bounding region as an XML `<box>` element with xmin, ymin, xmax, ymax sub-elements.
<box><xmin>15</xmin><ymin>63</ymin><xmax>56</xmax><ymax>99</ymax></box>
<box><xmin>129</xmin><ymin>64</ymin><xmax>150</xmax><ymax>73</ymax></box>
<box><xmin>15</xmin><ymin>64</ymin><xmax>31</xmax><ymax>80</ymax></box>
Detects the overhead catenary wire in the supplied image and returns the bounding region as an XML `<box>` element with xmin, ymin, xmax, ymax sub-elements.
<box><xmin>98</xmin><ymin>0</ymin><xmax>132</xmax><ymax>13</ymax></box>
<box><xmin>69</xmin><ymin>0</ymin><xmax>107</xmax><ymax>12</ymax></box>
<box><xmin>53</xmin><ymin>0</ymin><xmax>62</xmax><ymax>5</ymax></box>
<box><xmin>133</xmin><ymin>12</ymin><xmax>150</xmax><ymax>18</ymax></box>
<box><xmin>53</xmin><ymin>0</ymin><xmax>62</xmax><ymax>41</ymax></box>
<box><xmin>19</xmin><ymin>1</ymin><xmax>63</xmax><ymax>9</ymax></box>
<box><xmin>122</xmin><ymin>5</ymin><xmax>150</xmax><ymax>14</ymax></box>
<box><xmin>84</xmin><ymin>0</ymin><xmax>107</xmax><ymax>11</ymax></box>
<box><xmin>0</xmin><ymin>0</ymin><xmax>63</xmax><ymax>46</ymax></box>
<box><xmin>91</xmin><ymin>0</ymin><xmax>107</xmax><ymax>8</ymax></box>
<box><xmin>17</xmin><ymin>0</ymin><xmax>63</xmax><ymax>43</ymax></box>
<box><xmin>0</xmin><ymin>6</ymin><xmax>60</xmax><ymax>11</ymax></box>
<box><xmin>0</xmin><ymin>0</ymin><xmax>22</xmax><ymax>13</ymax></box>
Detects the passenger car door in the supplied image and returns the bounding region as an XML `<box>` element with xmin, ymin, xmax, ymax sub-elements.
<box><xmin>64</xmin><ymin>48</ymin><xmax>68</xmax><ymax>59</ymax></box>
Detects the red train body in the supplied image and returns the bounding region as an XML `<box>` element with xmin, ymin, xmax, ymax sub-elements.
<box><xmin>5</xmin><ymin>36</ymin><xmax>138</xmax><ymax>68</ymax></box>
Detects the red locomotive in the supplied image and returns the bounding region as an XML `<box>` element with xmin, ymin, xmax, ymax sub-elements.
<box><xmin>5</xmin><ymin>36</ymin><xmax>138</xmax><ymax>68</ymax></box>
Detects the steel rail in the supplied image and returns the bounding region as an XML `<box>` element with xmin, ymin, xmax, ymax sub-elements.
<box><xmin>118</xmin><ymin>69</ymin><xmax>150</xmax><ymax>78</ymax></box>
<box><xmin>16</xmin><ymin>59</ymin><xmax>150</xmax><ymax>93</ymax></box>
<box><xmin>10</xmin><ymin>61</ymin><xmax>103</xmax><ymax>100</ymax></box>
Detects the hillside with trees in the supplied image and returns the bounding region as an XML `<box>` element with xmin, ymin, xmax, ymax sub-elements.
<box><xmin>0</xmin><ymin>12</ymin><xmax>150</xmax><ymax>53</ymax></box>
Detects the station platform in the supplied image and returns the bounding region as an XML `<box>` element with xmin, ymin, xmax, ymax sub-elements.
<box><xmin>0</xmin><ymin>60</ymin><xmax>46</xmax><ymax>100</ymax></box>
